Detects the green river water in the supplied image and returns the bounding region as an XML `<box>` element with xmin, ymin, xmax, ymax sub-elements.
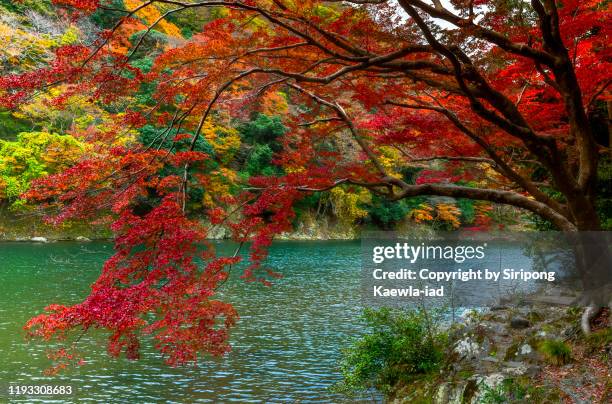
<box><xmin>0</xmin><ymin>241</ymin><xmax>367</xmax><ymax>403</ymax></box>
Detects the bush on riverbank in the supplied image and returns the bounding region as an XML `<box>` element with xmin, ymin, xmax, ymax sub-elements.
<box><xmin>356</xmin><ymin>303</ymin><xmax>611</xmax><ymax>403</ymax></box>
<box><xmin>333</xmin><ymin>307</ymin><xmax>447</xmax><ymax>395</ymax></box>
<box><xmin>537</xmin><ymin>339</ymin><xmax>572</xmax><ymax>365</ymax></box>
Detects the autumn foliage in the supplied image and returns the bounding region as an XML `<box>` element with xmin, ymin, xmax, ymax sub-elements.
<box><xmin>0</xmin><ymin>0</ymin><xmax>609</xmax><ymax>369</ymax></box>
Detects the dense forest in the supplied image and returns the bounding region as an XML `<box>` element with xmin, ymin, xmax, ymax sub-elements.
<box><xmin>4</xmin><ymin>0</ymin><xmax>609</xmax><ymax>240</ymax></box>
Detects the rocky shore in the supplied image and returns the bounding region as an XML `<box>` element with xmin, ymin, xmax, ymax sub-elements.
<box><xmin>390</xmin><ymin>289</ymin><xmax>611</xmax><ymax>403</ymax></box>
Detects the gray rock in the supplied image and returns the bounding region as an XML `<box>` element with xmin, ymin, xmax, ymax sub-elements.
<box><xmin>434</xmin><ymin>383</ymin><xmax>449</xmax><ymax>404</ymax></box>
<box><xmin>510</xmin><ymin>317</ymin><xmax>531</xmax><ymax>329</ymax></box>
<box><xmin>519</xmin><ymin>343</ymin><xmax>533</xmax><ymax>355</ymax></box>
<box><xmin>454</xmin><ymin>337</ymin><xmax>481</xmax><ymax>359</ymax></box>
<box><xmin>30</xmin><ymin>236</ymin><xmax>48</xmax><ymax>243</ymax></box>
<box><xmin>502</xmin><ymin>361</ymin><xmax>540</xmax><ymax>377</ymax></box>
<box><xmin>75</xmin><ymin>236</ymin><xmax>91</xmax><ymax>241</ymax></box>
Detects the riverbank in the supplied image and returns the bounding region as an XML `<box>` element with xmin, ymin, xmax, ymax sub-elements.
<box><xmin>0</xmin><ymin>212</ymin><xmax>391</xmax><ymax>241</ymax></box>
<box><xmin>3</xmin><ymin>211</ymin><xmax>528</xmax><ymax>242</ymax></box>
<box><xmin>0</xmin><ymin>213</ymin><xmax>112</xmax><ymax>241</ymax></box>
<box><xmin>389</xmin><ymin>289</ymin><xmax>611</xmax><ymax>403</ymax></box>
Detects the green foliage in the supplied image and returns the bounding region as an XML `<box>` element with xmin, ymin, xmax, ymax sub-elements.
<box><xmin>136</xmin><ymin>125</ymin><xmax>216</xmax><ymax>211</ymax></box>
<box><xmin>334</xmin><ymin>308</ymin><xmax>445</xmax><ymax>395</ymax></box>
<box><xmin>244</xmin><ymin>144</ymin><xmax>280</xmax><ymax>176</ymax></box>
<box><xmin>0</xmin><ymin>131</ymin><xmax>84</xmax><ymax>204</ymax></box>
<box><xmin>0</xmin><ymin>0</ymin><xmax>52</xmax><ymax>14</ymax></box>
<box><xmin>138</xmin><ymin>124</ymin><xmax>214</xmax><ymax>156</ymax></box>
<box><xmin>0</xmin><ymin>111</ymin><xmax>34</xmax><ymax>140</ymax></box>
<box><xmin>163</xmin><ymin>7</ymin><xmax>217</xmax><ymax>38</ymax></box>
<box><xmin>456</xmin><ymin>198</ymin><xmax>476</xmax><ymax>224</ymax></box>
<box><xmin>238</xmin><ymin>114</ymin><xmax>286</xmax><ymax>151</ymax></box>
<box><xmin>130</xmin><ymin>57</ymin><xmax>154</xmax><ymax>74</ymax></box>
<box><xmin>292</xmin><ymin>191</ymin><xmax>322</xmax><ymax>223</ymax></box>
<box><xmin>478</xmin><ymin>377</ymin><xmax>552</xmax><ymax>404</ymax></box>
<box><xmin>128</xmin><ymin>30</ymin><xmax>168</xmax><ymax>59</ymax></box>
<box><xmin>127</xmin><ymin>58</ymin><xmax>157</xmax><ymax>106</ymax></box>
<box><xmin>399</xmin><ymin>166</ymin><xmax>422</xmax><ymax>185</ymax></box>
<box><xmin>364</xmin><ymin>195</ymin><xmax>424</xmax><ymax>229</ymax></box>
<box><xmin>90</xmin><ymin>0</ymin><xmax>126</xmax><ymax>29</ymax></box>
<box><xmin>584</xmin><ymin>328</ymin><xmax>612</xmax><ymax>358</ymax></box>
<box><xmin>537</xmin><ymin>339</ymin><xmax>571</xmax><ymax>365</ymax></box>
<box><xmin>529</xmin><ymin>158</ymin><xmax>612</xmax><ymax>230</ymax></box>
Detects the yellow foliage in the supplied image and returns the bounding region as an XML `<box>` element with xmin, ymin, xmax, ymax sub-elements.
<box><xmin>328</xmin><ymin>187</ymin><xmax>370</xmax><ymax>225</ymax></box>
<box><xmin>201</xmin><ymin>121</ymin><xmax>241</xmax><ymax>164</ymax></box>
<box><xmin>260</xmin><ymin>91</ymin><xmax>289</xmax><ymax>116</ymax></box>
<box><xmin>0</xmin><ymin>131</ymin><xmax>86</xmax><ymax>201</ymax></box>
<box><xmin>377</xmin><ymin>146</ymin><xmax>403</xmax><ymax>179</ymax></box>
<box><xmin>0</xmin><ymin>19</ymin><xmax>54</xmax><ymax>69</ymax></box>
<box><xmin>12</xmin><ymin>85</ymin><xmax>136</xmax><ymax>146</ymax></box>
<box><xmin>410</xmin><ymin>203</ymin><xmax>434</xmax><ymax>223</ymax></box>
<box><xmin>435</xmin><ymin>203</ymin><xmax>461</xmax><ymax>229</ymax></box>
<box><xmin>203</xmin><ymin>168</ymin><xmax>237</xmax><ymax>207</ymax></box>
<box><xmin>0</xmin><ymin>8</ymin><xmax>83</xmax><ymax>71</ymax></box>
<box><xmin>124</xmin><ymin>0</ymin><xmax>184</xmax><ymax>38</ymax></box>
<box><xmin>410</xmin><ymin>202</ymin><xmax>462</xmax><ymax>228</ymax></box>
<box><xmin>285</xmin><ymin>166</ymin><xmax>305</xmax><ymax>174</ymax></box>
<box><xmin>59</xmin><ymin>26</ymin><xmax>79</xmax><ymax>45</ymax></box>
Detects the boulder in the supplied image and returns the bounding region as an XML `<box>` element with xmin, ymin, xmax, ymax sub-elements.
<box><xmin>510</xmin><ymin>317</ymin><xmax>531</xmax><ymax>329</ymax></box>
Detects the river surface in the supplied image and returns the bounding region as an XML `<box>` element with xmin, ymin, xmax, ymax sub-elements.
<box><xmin>0</xmin><ymin>239</ymin><xmax>544</xmax><ymax>403</ymax></box>
<box><xmin>0</xmin><ymin>241</ymin><xmax>370</xmax><ymax>403</ymax></box>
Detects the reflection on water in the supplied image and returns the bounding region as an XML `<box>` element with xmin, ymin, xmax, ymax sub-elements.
<box><xmin>0</xmin><ymin>241</ymin><xmax>369</xmax><ymax>403</ymax></box>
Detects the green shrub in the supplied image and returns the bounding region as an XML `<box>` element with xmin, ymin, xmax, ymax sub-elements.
<box><xmin>238</xmin><ymin>114</ymin><xmax>286</xmax><ymax>151</ymax></box>
<box><xmin>334</xmin><ymin>308</ymin><xmax>445</xmax><ymax>395</ymax></box>
<box><xmin>584</xmin><ymin>328</ymin><xmax>612</xmax><ymax>356</ymax></box>
<box><xmin>538</xmin><ymin>339</ymin><xmax>571</xmax><ymax>365</ymax></box>
<box><xmin>243</xmin><ymin>144</ymin><xmax>284</xmax><ymax>177</ymax></box>
<box><xmin>456</xmin><ymin>198</ymin><xmax>476</xmax><ymax>224</ymax></box>
<box><xmin>479</xmin><ymin>378</ymin><xmax>554</xmax><ymax>404</ymax></box>
<box><xmin>363</xmin><ymin>195</ymin><xmax>411</xmax><ymax>229</ymax></box>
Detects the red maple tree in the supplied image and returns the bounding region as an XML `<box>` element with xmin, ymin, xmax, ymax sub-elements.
<box><xmin>1</xmin><ymin>0</ymin><xmax>609</xmax><ymax>368</ymax></box>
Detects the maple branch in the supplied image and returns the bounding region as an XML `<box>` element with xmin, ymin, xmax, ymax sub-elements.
<box><xmin>394</xmin><ymin>3</ymin><xmax>589</xmax><ymax>209</ymax></box>
<box><xmin>126</xmin><ymin>5</ymin><xmax>186</xmax><ymax>61</ymax></box>
<box><xmin>408</xmin><ymin>156</ymin><xmax>495</xmax><ymax>164</ymax></box>
<box><xmin>179</xmin><ymin>67</ymin><xmax>270</xmax><ymax>210</ymax></box>
<box><xmin>243</xmin><ymin>46</ymin><xmax>447</xmax><ymax>84</ymax></box>
<box><xmin>245</xmin><ymin>178</ymin><xmax>394</xmax><ymax>195</ymax></box>
<box><xmin>397</xmin><ymin>0</ymin><xmax>557</xmax><ymax>65</ymax></box>
<box><xmin>287</xmin><ymin>82</ymin><xmax>389</xmax><ymax>178</ymax></box>
<box><xmin>284</xmin><ymin>86</ymin><xmax>572</xmax><ymax>228</ymax></box>
<box><xmin>242</xmin><ymin>42</ymin><xmax>310</xmax><ymax>57</ymax></box>
<box><xmin>388</xmin><ymin>181</ymin><xmax>576</xmax><ymax>231</ymax></box>
<box><xmin>298</xmin><ymin>117</ymin><xmax>343</xmax><ymax>127</ymax></box>
<box><xmin>256</xmin><ymin>177</ymin><xmax>576</xmax><ymax>231</ymax></box>
<box><xmin>587</xmin><ymin>79</ymin><xmax>612</xmax><ymax>110</ymax></box>
<box><xmin>325</xmin><ymin>0</ymin><xmax>387</xmax><ymax>3</ymax></box>
<box><xmin>535</xmin><ymin>62</ymin><xmax>561</xmax><ymax>92</ymax></box>
<box><xmin>295</xmin><ymin>178</ymin><xmax>389</xmax><ymax>192</ymax></box>
<box><xmin>385</xmin><ymin>100</ymin><xmax>569</xmax><ymax>216</ymax></box>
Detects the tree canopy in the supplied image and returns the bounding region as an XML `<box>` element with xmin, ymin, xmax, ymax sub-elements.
<box><xmin>0</xmin><ymin>0</ymin><xmax>609</xmax><ymax>370</ymax></box>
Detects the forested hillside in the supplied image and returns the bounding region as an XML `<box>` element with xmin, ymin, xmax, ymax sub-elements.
<box><xmin>0</xmin><ymin>0</ymin><xmax>553</xmax><ymax>240</ymax></box>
